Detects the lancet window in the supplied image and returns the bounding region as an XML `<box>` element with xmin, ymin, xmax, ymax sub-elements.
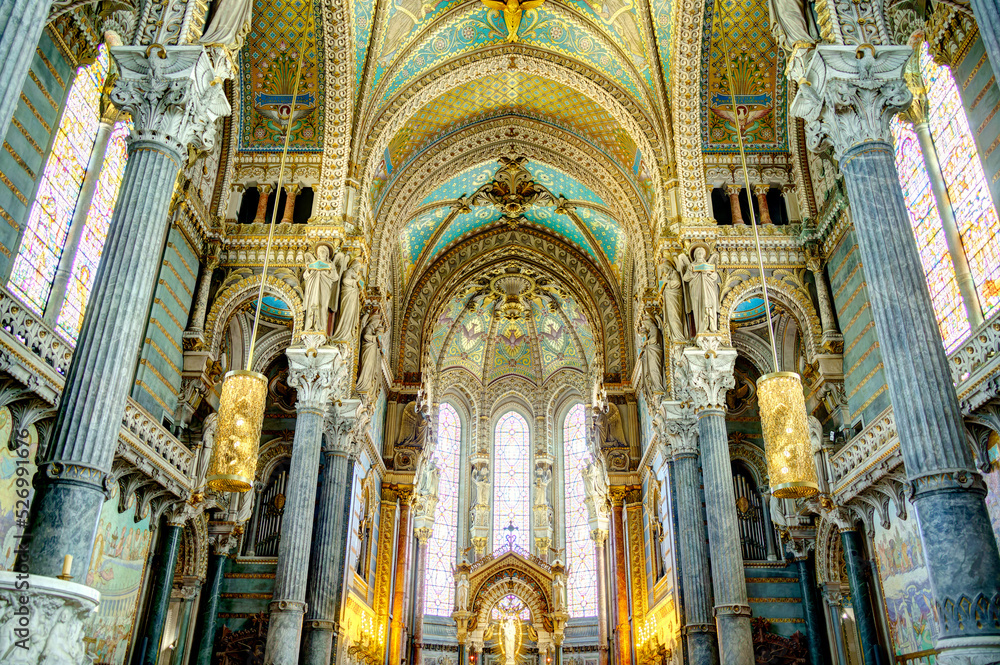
<box><xmin>8</xmin><ymin>45</ymin><xmax>129</xmax><ymax>341</ymax></box>
<box><xmin>891</xmin><ymin>42</ymin><xmax>1000</xmax><ymax>350</ymax></box>
<box><xmin>563</xmin><ymin>403</ymin><xmax>597</xmax><ymax>616</ymax></box>
<box><xmin>425</xmin><ymin>402</ymin><xmax>461</xmax><ymax>615</ymax></box>
<box><xmin>493</xmin><ymin>411</ymin><xmax>530</xmax><ymax>550</ymax></box>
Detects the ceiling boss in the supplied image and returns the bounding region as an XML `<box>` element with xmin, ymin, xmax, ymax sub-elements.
<box><xmin>479</xmin><ymin>0</ymin><xmax>546</xmax><ymax>42</ymax></box>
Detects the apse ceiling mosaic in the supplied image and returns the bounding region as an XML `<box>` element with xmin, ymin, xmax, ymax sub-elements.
<box><xmin>700</xmin><ymin>0</ymin><xmax>787</xmax><ymax>153</ymax></box>
<box><xmin>239</xmin><ymin>0</ymin><xmax>325</xmax><ymax>151</ymax></box>
<box><xmin>429</xmin><ymin>279</ymin><xmax>595</xmax><ymax>384</ymax></box>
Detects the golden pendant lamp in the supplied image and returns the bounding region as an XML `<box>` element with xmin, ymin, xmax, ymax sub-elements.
<box><xmin>716</xmin><ymin>3</ymin><xmax>818</xmax><ymax>499</ymax></box>
<box><xmin>206</xmin><ymin>52</ymin><xmax>305</xmax><ymax>493</ymax></box>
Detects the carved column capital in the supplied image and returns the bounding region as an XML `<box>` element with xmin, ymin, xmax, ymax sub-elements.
<box><xmin>660</xmin><ymin>400</ymin><xmax>699</xmax><ymax>458</ymax></box>
<box><xmin>286</xmin><ymin>346</ymin><xmax>348</xmax><ymax>414</ymax></box>
<box><xmin>682</xmin><ymin>347</ymin><xmax>737</xmax><ymax>414</ymax></box>
<box><xmin>790</xmin><ymin>45</ymin><xmax>913</xmax><ymax>161</ymax></box>
<box><xmin>109</xmin><ymin>45</ymin><xmax>231</xmax><ymax>159</ymax></box>
<box><xmin>323</xmin><ymin>398</ymin><xmax>364</xmax><ymax>455</ymax></box>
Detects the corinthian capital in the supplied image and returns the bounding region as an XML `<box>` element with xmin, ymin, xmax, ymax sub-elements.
<box><xmin>286</xmin><ymin>346</ymin><xmax>348</xmax><ymax>413</ymax></box>
<box><xmin>682</xmin><ymin>347</ymin><xmax>737</xmax><ymax>413</ymax></box>
<box><xmin>659</xmin><ymin>400</ymin><xmax>699</xmax><ymax>458</ymax></box>
<box><xmin>790</xmin><ymin>45</ymin><xmax>913</xmax><ymax>161</ymax></box>
<box><xmin>110</xmin><ymin>45</ymin><xmax>232</xmax><ymax>159</ymax></box>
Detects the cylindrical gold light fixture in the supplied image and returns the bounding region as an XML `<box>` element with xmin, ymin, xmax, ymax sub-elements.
<box><xmin>207</xmin><ymin>370</ymin><xmax>268</xmax><ymax>492</ymax></box>
<box><xmin>756</xmin><ymin>371</ymin><xmax>818</xmax><ymax>498</ymax></box>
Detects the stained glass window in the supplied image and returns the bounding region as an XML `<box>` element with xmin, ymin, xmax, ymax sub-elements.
<box><xmin>890</xmin><ymin>117</ymin><xmax>969</xmax><ymax>350</ymax></box>
<box><xmin>8</xmin><ymin>45</ymin><xmax>128</xmax><ymax>342</ymax></box>
<box><xmin>493</xmin><ymin>411</ymin><xmax>530</xmax><ymax>550</ymax></box>
<box><xmin>425</xmin><ymin>403</ymin><xmax>461</xmax><ymax>616</ymax></box>
<box><xmin>919</xmin><ymin>43</ymin><xmax>1000</xmax><ymax>317</ymax></box>
<box><xmin>563</xmin><ymin>403</ymin><xmax>597</xmax><ymax>617</ymax></box>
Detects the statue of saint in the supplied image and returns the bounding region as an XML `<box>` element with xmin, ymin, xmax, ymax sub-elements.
<box><xmin>479</xmin><ymin>0</ymin><xmax>546</xmax><ymax>42</ymax></box>
<box><xmin>660</xmin><ymin>261</ymin><xmax>687</xmax><ymax>341</ymax></box>
<box><xmin>533</xmin><ymin>465</ymin><xmax>551</xmax><ymax>507</ymax></box>
<box><xmin>553</xmin><ymin>574</ymin><xmax>566</xmax><ymax>610</ymax></box>
<box><xmin>473</xmin><ymin>465</ymin><xmax>491</xmax><ymax>507</ymax></box>
<box><xmin>455</xmin><ymin>571</ymin><xmax>470</xmax><ymax>610</ymax></box>
<box><xmin>767</xmin><ymin>0</ymin><xmax>818</xmax><ymax>53</ymax></box>
<box><xmin>199</xmin><ymin>0</ymin><xmax>253</xmax><ymax>46</ymax></box>
<box><xmin>193</xmin><ymin>413</ymin><xmax>218</xmax><ymax>489</ymax></box>
<box><xmin>302</xmin><ymin>244</ymin><xmax>341</xmax><ymax>333</ymax></box>
<box><xmin>501</xmin><ymin>615</ymin><xmax>518</xmax><ymax>665</ymax></box>
<box><xmin>356</xmin><ymin>309</ymin><xmax>384</xmax><ymax>394</ymax></box>
<box><xmin>331</xmin><ymin>259</ymin><xmax>363</xmax><ymax>341</ymax></box>
<box><xmin>678</xmin><ymin>246</ymin><xmax>721</xmax><ymax>335</ymax></box>
<box><xmin>638</xmin><ymin>310</ymin><xmax>664</xmax><ymax>393</ymax></box>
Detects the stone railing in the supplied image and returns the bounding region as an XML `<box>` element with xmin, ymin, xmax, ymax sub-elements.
<box><xmin>828</xmin><ymin>406</ymin><xmax>901</xmax><ymax>502</ymax></box>
<box><xmin>948</xmin><ymin>309</ymin><xmax>1000</xmax><ymax>412</ymax></box>
<box><xmin>0</xmin><ymin>286</ymin><xmax>192</xmax><ymax>498</ymax></box>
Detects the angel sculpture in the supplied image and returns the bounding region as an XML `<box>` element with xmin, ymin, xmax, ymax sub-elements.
<box><xmin>638</xmin><ymin>310</ymin><xmax>664</xmax><ymax>393</ymax></box>
<box><xmin>302</xmin><ymin>244</ymin><xmax>347</xmax><ymax>333</ymax></box>
<box><xmin>479</xmin><ymin>0</ymin><xmax>546</xmax><ymax>42</ymax></box>
<box><xmin>659</xmin><ymin>261</ymin><xmax>687</xmax><ymax>341</ymax></box>
<box><xmin>677</xmin><ymin>246</ymin><xmax>721</xmax><ymax>335</ymax></box>
<box><xmin>356</xmin><ymin>309</ymin><xmax>385</xmax><ymax>394</ymax></box>
<box><xmin>331</xmin><ymin>258</ymin><xmax>363</xmax><ymax>340</ymax></box>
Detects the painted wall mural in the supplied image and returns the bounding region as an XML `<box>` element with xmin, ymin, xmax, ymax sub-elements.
<box><xmin>85</xmin><ymin>483</ymin><xmax>153</xmax><ymax>665</ymax></box>
<box><xmin>239</xmin><ymin>0</ymin><xmax>325</xmax><ymax>151</ymax></box>
<box><xmin>700</xmin><ymin>0</ymin><xmax>787</xmax><ymax>153</ymax></box>
<box><xmin>872</xmin><ymin>498</ymin><xmax>937</xmax><ymax>659</ymax></box>
<box><xmin>0</xmin><ymin>407</ymin><xmax>38</xmax><ymax>571</ymax></box>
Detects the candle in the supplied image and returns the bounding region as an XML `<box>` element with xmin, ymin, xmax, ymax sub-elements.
<box><xmin>61</xmin><ymin>554</ymin><xmax>73</xmax><ymax>578</ymax></box>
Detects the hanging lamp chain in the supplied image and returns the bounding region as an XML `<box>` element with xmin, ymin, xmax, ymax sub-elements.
<box><xmin>715</xmin><ymin>0</ymin><xmax>780</xmax><ymax>373</ymax></box>
<box><xmin>246</xmin><ymin>49</ymin><xmax>305</xmax><ymax>369</ymax></box>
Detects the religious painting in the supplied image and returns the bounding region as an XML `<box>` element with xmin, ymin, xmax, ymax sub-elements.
<box><xmin>872</xmin><ymin>498</ymin><xmax>937</xmax><ymax>659</ymax></box>
<box><xmin>0</xmin><ymin>407</ymin><xmax>38</xmax><ymax>570</ymax></box>
<box><xmin>85</xmin><ymin>483</ymin><xmax>153</xmax><ymax>665</ymax></box>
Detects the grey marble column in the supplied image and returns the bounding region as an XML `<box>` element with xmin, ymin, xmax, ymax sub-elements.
<box><xmin>187</xmin><ymin>243</ymin><xmax>221</xmax><ymax>333</ymax></box>
<box><xmin>44</xmin><ymin>117</ymin><xmax>115</xmax><ymax>326</ymax></box>
<box><xmin>191</xmin><ymin>535</ymin><xmax>238</xmax><ymax>665</ymax></box>
<box><xmin>792</xmin><ymin>46</ymin><xmax>1000</xmax><ymax>664</ymax></box>
<box><xmin>682</xmin><ymin>347</ymin><xmax>753</xmax><ymax>665</ymax></box>
<box><xmin>139</xmin><ymin>520</ymin><xmax>184</xmax><ymax>665</ymax></box>
<box><xmin>301</xmin><ymin>400</ymin><xmax>360</xmax><ymax>665</ymax></box>
<box><xmin>23</xmin><ymin>46</ymin><xmax>229</xmax><ymax>579</ymax></box>
<box><xmin>839</xmin><ymin>529</ymin><xmax>880</xmax><ymax>665</ymax></box>
<box><xmin>593</xmin><ymin>530</ymin><xmax>611</xmax><ymax>665</ymax></box>
<box><xmin>264</xmin><ymin>346</ymin><xmax>346</xmax><ymax>665</ymax></box>
<box><xmin>0</xmin><ymin>0</ymin><xmax>51</xmax><ymax>139</ymax></box>
<box><xmin>789</xmin><ymin>545</ymin><xmax>829</xmax><ymax>665</ymax></box>
<box><xmin>661</xmin><ymin>400</ymin><xmax>719</xmax><ymax>665</ymax></box>
<box><xmin>805</xmin><ymin>255</ymin><xmax>843</xmax><ymax>351</ymax></box>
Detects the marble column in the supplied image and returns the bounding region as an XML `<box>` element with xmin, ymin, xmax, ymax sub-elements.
<box><xmin>44</xmin><ymin>116</ymin><xmax>116</xmax><ymax>326</ymax></box>
<box><xmin>593</xmin><ymin>530</ymin><xmax>611</xmax><ymax>665</ymax></box>
<box><xmin>410</xmin><ymin>527</ymin><xmax>431</xmax><ymax>665</ymax></box>
<box><xmin>139</xmin><ymin>519</ymin><xmax>185</xmax><ymax>665</ymax></box>
<box><xmin>264</xmin><ymin>346</ymin><xmax>346</xmax><ymax>665</ymax></box>
<box><xmin>0</xmin><ymin>0</ymin><xmax>52</xmax><ymax>139</ymax></box>
<box><xmin>22</xmin><ymin>46</ymin><xmax>229</xmax><ymax>579</ymax></box>
<box><xmin>302</xmin><ymin>400</ymin><xmax>361</xmax><ymax>665</ymax></box>
<box><xmin>805</xmin><ymin>254</ymin><xmax>843</xmax><ymax>351</ymax></box>
<box><xmin>726</xmin><ymin>184</ymin><xmax>745</xmax><ymax>225</ymax></box>
<box><xmin>187</xmin><ymin>243</ymin><xmax>222</xmax><ymax>333</ymax></box>
<box><xmin>905</xmin><ymin>96</ymin><xmax>984</xmax><ymax>328</ymax></box>
<box><xmin>662</xmin><ymin>400</ymin><xmax>719</xmax><ymax>665</ymax></box>
<box><xmin>753</xmin><ymin>184</ymin><xmax>772</xmax><ymax>224</ymax></box>
<box><xmin>824</xmin><ymin>588</ymin><xmax>849</xmax><ymax>665</ymax></box>
<box><xmin>789</xmin><ymin>545</ymin><xmax>829</xmax><ymax>665</ymax></box>
<box><xmin>191</xmin><ymin>535</ymin><xmax>238</xmax><ymax>665</ymax></box>
<box><xmin>280</xmin><ymin>184</ymin><xmax>301</xmax><ymax>224</ymax></box>
<box><xmin>388</xmin><ymin>487</ymin><xmax>414</xmax><ymax>665</ymax></box>
<box><xmin>458</xmin><ymin>643</ymin><xmax>467</xmax><ymax>665</ymax></box>
<box><xmin>760</xmin><ymin>486</ymin><xmax>778</xmax><ymax>561</ymax></box>
<box><xmin>781</xmin><ymin>184</ymin><xmax>802</xmax><ymax>223</ymax></box>
<box><xmin>254</xmin><ymin>184</ymin><xmax>273</xmax><ymax>223</ymax></box>
<box><xmin>683</xmin><ymin>347</ymin><xmax>753</xmax><ymax>665</ymax></box>
<box><xmin>839</xmin><ymin>528</ymin><xmax>880</xmax><ymax>665</ymax></box>
<box><xmin>792</xmin><ymin>45</ymin><xmax>1000</xmax><ymax>663</ymax></box>
<box><xmin>609</xmin><ymin>489</ymin><xmax>631</xmax><ymax>665</ymax></box>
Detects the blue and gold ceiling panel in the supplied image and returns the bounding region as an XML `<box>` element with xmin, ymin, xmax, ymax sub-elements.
<box><xmin>488</xmin><ymin>316</ymin><xmax>536</xmax><ymax>383</ymax></box>
<box><xmin>700</xmin><ymin>0</ymin><xmax>787</xmax><ymax>153</ymax></box>
<box><xmin>352</xmin><ymin>0</ymin><xmax>376</xmax><ymax>103</ymax></box>
<box><xmin>440</xmin><ymin>301</ymin><xmax>491</xmax><ymax>377</ymax></box>
<box><xmin>239</xmin><ymin>0</ymin><xmax>324</xmax><ymax>152</ymax></box>
<box><xmin>399</xmin><ymin>205</ymin><xmax>453</xmax><ymax>282</ymax></box>
<box><xmin>520</xmin><ymin>207</ymin><xmax>600</xmax><ymax>264</ymax></box>
<box><xmin>425</xmin><ymin>207</ymin><xmax>503</xmax><ymax>262</ymax></box>
<box><xmin>419</xmin><ymin>162</ymin><xmax>500</xmax><ymax>207</ymax></box>
<box><xmin>529</xmin><ymin>163</ymin><xmax>607</xmax><ymax>206</ymax></box>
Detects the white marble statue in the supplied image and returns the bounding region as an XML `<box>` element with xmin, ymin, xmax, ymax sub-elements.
<box><xmin>583</xmin><ymin>456</ymin><xmax>609</xmax><ymax>507</ymax></box>
<box><xmin>638</xmin><ymin>310</ymin><xmax>664</xmax><ymax>393</ymax></box>
<box><xmin>192</xmin><ymin>413</ymin><xmax>218</xmax><ymax>490</ymax></box>
<box><xmin>534</xmin><ymin>465</ymin><xmax>551</xmax><ymax>507</ymax></box>
<box><xmin>302</xmin><ymin>244</ymin><xmax>342</xmax><ymax>333</ymax></box>
<box><xmin>767</xmin><ymin>0</ymin><xmax>818</xmax><ymax>53</ymax></box>
<box><xmin>501</xmin><ymin>616</ymin><xmax>518</xmax><ymax>665</ymax></box>
<box><xmin>417</xmin><ymin>458</ymin><xmax>440</xmax><ymax>498</ymax></box>
<box><xmin>455</xmin><ymin>571</ymin><xmax>470</xmax><ymax>611</ymax></box>
<box><xmin>199</xmin><ymin>0</ymin><xmax>253</xmax><ymax>46</ymax></box>
<box><xmin>472</xmin><ymin>464</ymin><xmax>491</xmax><ymax>507</ymax></box>
<box><xmin>552</xmin><ymin>573</ymin><xmax>566</xmax><ymax>611</ymax></box>
<box><xmin>677</xmin><ymin>246</ymin><xmax>721</xmax><ymax>335</ymax></box>
<box><xmin>660</xmin><ymin>260</ymin><xmax>687</xmax><ymax>341</ymax></box>
<box><xmin>331</xmin><ymin>259</ymin><xmax>363</xmax><ymax>340</ymax></box>
<box><xmin>356</xmin><ymin>309</ymin><xmax>384</xmax><ymax>394</ymax></box>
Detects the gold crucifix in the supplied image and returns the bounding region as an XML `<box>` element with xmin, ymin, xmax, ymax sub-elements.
<box><xmin>479</xmin><ymin>0</ymin><xmax>546</xmax><ymax>43</ymax></box>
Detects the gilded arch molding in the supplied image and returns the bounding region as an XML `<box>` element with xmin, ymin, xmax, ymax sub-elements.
<box><xmin>204</xmin><ymin>275</ymin><xmax>304</xmax><ymax>360</ymax></box>
<box><xmin>720</xmin><ymin>276</ymin><xmax>824</xmax><ymax>364</ymax></box>
<box><xmin>371</xmin><ymin>119</ymin><xmax>654</xmax><ymax>292</ymax></box>
<box><xmin>394</xmin><ymin>225</ymin><xmax>629</xmax><ymax>381</ymax></box>
<box><xmin>358</xmin><ymin>49</ymin><xmax>665</xmax><ymax>215</ymax></box>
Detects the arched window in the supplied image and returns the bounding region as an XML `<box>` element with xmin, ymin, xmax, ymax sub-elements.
<box><xmin>493</xmin><ymin>411</ymin><xmax>530</xmax><ymax>550</ymax></box>
<box><xmin>563</xmin><ymin>403</ymin><xmax>597</xmax><ymax>616</ymax></box>
<box><xmin>8</xmin><ymin>44</ymin><xmax>130</xmax><ymax>341</ymax></box>
<box><xmin>244</xmin><ymin>461</ymin><xmax>288</xmax><ymax>557</ymax></box>
<box><xmin>891</xmin><ymin>42</ymin><xmax>1000</xmax><ymax>350</ymax></box>
<box><xmin>732</xmin><ymin>463</ymin><xmax>771</xmax><ymax>561</ymax></box>
<box><xmin>425</xmin><ymin>403</ymin><xmax>461</xmax><ymax>615</ymax></box>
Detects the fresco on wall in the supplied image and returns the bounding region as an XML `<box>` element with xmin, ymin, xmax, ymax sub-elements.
<box><xmin>85</xmin><ymin>482</ymin><xmax>153</xmax><ymax>665</ymax></box>
<box><xmin>0</xmin><ymin>407</ymin><xmax>38</xmax><ymax>570</ymax></box>
<box><xmin>872</xmin><ymin>498</ymin><xmax>937</xmax><ymax>658</ymax></box>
